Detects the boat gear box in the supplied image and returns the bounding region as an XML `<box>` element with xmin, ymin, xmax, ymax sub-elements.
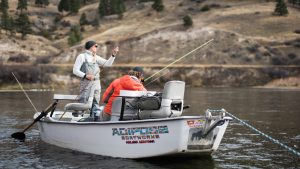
<box><xmin>112</xmin><ymin>81</ymin><xmax>185</xmax><ymax>120</ymax></box>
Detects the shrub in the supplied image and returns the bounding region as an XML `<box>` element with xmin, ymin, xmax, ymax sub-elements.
<box><xmin>8</xmin><ymin>55</ymin><xmax>29</xmax><ymax>63</ymax></box>
<box><xmin>271</xmin><ymin>56</ymin><xmax>288</xmax><ymax>65</ymax></box>
<box><xmin>39</xmin><ymin>28</ymin><xmax>52</xmax><ymax>40</ymax></box>
<box><xmin>200</xmin><ymin>5</ymin><xmax>210</xmax><ymax>12</ymax></box>
<box><xmin>246</xmin><ymin>44</ymin><xmax>259</xmax><ymax>53</ymax></box>
<box><xmin>139</xmin><ymin>0</ymin><xmax>153</xmax><ymax>2</ymax></box>
<box><xmin>294</xmin><ymin>30</ymin><xmax>300</xmax><ymax>34</ymax></box>
<box><xmin>152</xmin><ymin>0</ymin><xmax>164</xmax><ymax>12</ymax></box>
<box><xmin>68</xmin><ymin>25</ymin><xmax>82</xmax><ymax>46</ymax></box>
<box><xmin>263</xmin><ymin>68</ymin><xmax>289</xmax><ymax>78</ymax></box>
<box><xmin>0</xmin><ymin>64</ymin><xmax>56</xmax><ymax>84</ymax></box>
<box><xmin>274</xmin><ymin>0</ymin><xmax>289</xmax><ymax>16</ymax></box>
<box><xmin>294</xmin><ymin>42</ymin><xmax>300</xmax><ymax>48</ymax></box>
<box><xmin>80</xmin><ymin>13</ymin><xmax>88</xmax><ymax>26</ymax></box>
<box><xmin>288</xmin><ymin>53</ymin><xmax>297</xmax><ymax>60</ymax></box>
<box><xmin>92</xmin><ymin>15</ymin><xmax>100</xmax><ymax>27</ymax></box>
<box><xmin>183</xmin><ymin>15</ymin><xmax>193</xmax><ymax>27</ymax></box>
<box><xmin>35</xmin><ymin>56</ymin><xmax>51</xmax><ymax>64</ymax></box>
<box><xmin>54</xmin><ymin>14</ymin><xmax>63</xmax><ymax>23</ymax></box>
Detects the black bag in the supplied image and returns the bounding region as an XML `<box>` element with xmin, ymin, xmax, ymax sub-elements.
<box><xmin>135</xmin><ymin>96</ymin><xmax>161</xmax><ymax>110</ymax></box>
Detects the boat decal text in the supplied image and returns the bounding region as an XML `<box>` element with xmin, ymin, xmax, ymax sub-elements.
<box><xmin>187</xmin><ymin>119</ymin><xmax>205</xmax><ymax>128</ymax></box>
<box><xmin>112</xmin><ymin>126</ymin><xmax>169</xmax><ymax>144</ymax></box>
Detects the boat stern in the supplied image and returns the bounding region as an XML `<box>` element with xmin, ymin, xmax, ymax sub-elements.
<box><xmin>182</xmin><ymin>109</ymin><xmax>232</xmax><ymax>154</ymax></box>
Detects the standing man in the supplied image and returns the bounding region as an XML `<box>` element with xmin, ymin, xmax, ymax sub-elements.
<box><xmin>73</xmin><ymin>40</ymin><xmax>119</xmax><ymax>116</ymax></box>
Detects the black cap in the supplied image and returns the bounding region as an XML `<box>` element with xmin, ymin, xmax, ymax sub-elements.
<box><xmin>85</xmin><ymin>41</ymin><xmax>97</xmax><ymax>50</ymax></box>
<box><xmin>133</xmin><ymin>67</ymin><xmax>144</xmax><ymax>73</ymax></box>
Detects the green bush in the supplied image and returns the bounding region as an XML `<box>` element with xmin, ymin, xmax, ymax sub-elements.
<box><xmin>183</xmin><ymin>15</ymin><xmax>193</xmax><ymax>27</ymax></box>
<box><xmin>68</xmin><ymin>25</ymin><xmax>82</xmax><ymax>46</ymax></box>
<box><xmin>274</xmin><ymin>0</ymin><xmax>289</xmax><ymax>16</ymax></box>
<box><xmin>80</xmin><ymin>13</ymin><xmax>88</xmax><ymax>25</ymax></box>
<box><xmin>152</xmin><ymin>0</ymin><xmax>164</xmax><ymax>12</ymax></box>
<box><xmin>8</xmin><ymin>55</ymin><xmax>29</xmax><ymax>63</ymax></box>
<box><xmin>200</xmin><ymin>5</ymin><xmax>210</xmax><ymax>12</ymax></box>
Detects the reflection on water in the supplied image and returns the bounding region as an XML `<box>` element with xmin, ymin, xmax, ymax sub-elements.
<box><xmin>0</xmin><ymin>88</ymin><xmax>299</xmax><ymax>169</ymax></box>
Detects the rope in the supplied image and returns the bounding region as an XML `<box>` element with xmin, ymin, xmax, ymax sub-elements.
<box><xmin>225</xmin><ymin>111</ymin><xmax>300</xmax><ymax>157</ymax></box>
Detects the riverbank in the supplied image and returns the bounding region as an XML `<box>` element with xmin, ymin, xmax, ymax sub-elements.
<box><xmin>260</xmin><ymin>76</ymin><xmax>300</xmax><ymax>89</ymax></box>
<box><xmin>1</xmin><ymin>64</ymin><xmax>299</xmax><ymax>90</ymax></box>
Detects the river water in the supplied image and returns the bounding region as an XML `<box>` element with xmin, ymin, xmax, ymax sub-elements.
<box><xmin>0</xmin><ymin>87</ymin><xmax>299</xmax><ymax>169</ymax></box>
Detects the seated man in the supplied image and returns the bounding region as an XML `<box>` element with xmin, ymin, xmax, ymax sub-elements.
<box><xmin>101</xmin><ymin>67</ymin><xmax>146</xmax><ymax>121</ymax></box>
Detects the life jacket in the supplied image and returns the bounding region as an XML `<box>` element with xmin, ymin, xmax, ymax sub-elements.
<box><xmin>102</xmin><ymin>75</ymin><xmax>146</xmax><ymax>115</ymax></box>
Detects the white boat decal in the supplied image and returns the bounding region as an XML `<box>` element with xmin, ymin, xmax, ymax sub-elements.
<box><xmin>112</xmin><ymin>125</ymin><xmax>169</xmax><ymax>144</ymax></box>
<box><xmin>187</xmin><ymin>119</ymin><xmax>205</xmax><ymax>128</ymax></box>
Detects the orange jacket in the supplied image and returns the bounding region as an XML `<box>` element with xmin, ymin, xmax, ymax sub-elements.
<box><xmin>102</xmin><ymin>75</ymin><xmax>146</xmax><ymax>115</ymax></box>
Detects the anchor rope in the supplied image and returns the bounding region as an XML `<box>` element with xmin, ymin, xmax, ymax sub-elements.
<box><xmin>223</xmin><ymin>111</ymin><xmax>300</xmax><ymax>157</ymax></box>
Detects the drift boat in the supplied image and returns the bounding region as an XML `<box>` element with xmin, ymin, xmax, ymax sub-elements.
<box><xmin>34</xmin><ymin>81</ymin><xmax>232</xmax><ymax>158</ymax></box>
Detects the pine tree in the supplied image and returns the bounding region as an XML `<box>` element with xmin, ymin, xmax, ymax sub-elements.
<box><xmin>8</xmin><ymin>16</ymin><xmax>15</xmax><ymax>35</ymax></box>
<box><xmin>0</xmin><ymin>0</ymin><xmax>9</xmax><ymax>34</ymax></box>
<box><xmin>35</xmin><ymin>0</ymin><xmax>43</xmax><ymax>6</ymax></box>
<box><xmin>114</xmin><ymin>0</ymin><xmax>125</xmax><ymax>17</ymax></box>
<box><xmin>17</xmin><ymin>0</ymin><xmax>28</xmax><ymax>13</ymax></box>
<box><xmin>98</xmin><ymin>0</ymin><xmax>109</xmax><ymax>17</ymax></box>
<box><xmin>0</xmin><ymin>0</ymin><xmax>8</xmax><ymax>13</ymax></box>
<box><xmin>1</xmin><ymin>10</ymin><xmax>10</xmax><ymax>34</ymax></box>
<box><xmin>92</xmin><ymin>14</ymin><xmax>100</xmax><ymax>27</ymax></box>
<box><xmin>58</xmin><ymin>0</ymin><xmax>70</xmax><ymax>13</ymax></box>
<box><xmin>68</xmin><ymin>25</ymin><xmax>82</xmax><ymax>46</ymax></box>
<box><xmin>16</xmin><ymin>13</ymin><xmax>32</xmax><ymax>39</ymax></box>
<box><xmin>274</xmin><ymin>0</ymin><xmax>289</xmax><ymax>16</ymax></box>
<box><xmin>70</xmin><ymin>0</ymin><xmax>80</xmax><ymax>13</ymax></box>
<box><xmin>152</xmin><ymin>0</ymin><xmax>164</xmax><ymax>12</ymax></box>
<box><xmin>35</xmin><ymin>0</ymin><xmax>49</xmax><ymax>7</ymax></box>
<box><xmin>80</xmin><ymin>12</ymin><xmax>88</xmax><ymax>25</ymax></box>
<box><xmin>98</xmin><ymin>0</ymin><xmax>125</xmax><ymax>17</ymax></box>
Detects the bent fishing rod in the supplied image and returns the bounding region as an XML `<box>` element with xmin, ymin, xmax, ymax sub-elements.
<box><xmin>143</xmin><ymin>38</ymin><xmax>214</xmax><ymax>85</ymax></box>
<box><xmin>12</xmin><ymin>72</ymin><xmax>38</xmax><ymax>113</ymax></box>
<box><xmin>11</xmin><ymin>72</ymin><xmax>58</xmax><ymax>140</ymax></box>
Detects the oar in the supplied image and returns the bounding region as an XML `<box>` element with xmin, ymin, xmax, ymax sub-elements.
<box><xmin>11</xmin><ymin>101</ymin><xmax>57</xmax><ymax>140</ymax></box>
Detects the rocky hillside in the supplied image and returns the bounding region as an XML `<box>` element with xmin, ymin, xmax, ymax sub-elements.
<box><xmin>0</xmin><ymin>0</ymin><xmax>300</xmax><ymax>88</ymax></box>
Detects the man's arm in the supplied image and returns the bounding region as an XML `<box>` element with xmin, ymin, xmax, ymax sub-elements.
<box><xmin>102</xmin><ymin>79</ymin><xmax>118</xmax><ymax>103</ymax></box>
<box><xmin>97</xmin><ymin>46</ymin><xmax>118</xmax><ymax>67</ymax></box>
<box><xmin>97</xmin><ymin>56</ymin><xmax>115</xmax><ymax>67</ymax></box>
<box><xmin>73</xmin><ymin>54</ymin><xmax>85</xmax><ymax>78</ymax></box>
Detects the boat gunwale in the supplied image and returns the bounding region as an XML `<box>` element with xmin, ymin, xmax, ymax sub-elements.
<box><xmin>38</xmin><ymin>114</ymin><xmax>232</xmax><ymax>126</ymax></box>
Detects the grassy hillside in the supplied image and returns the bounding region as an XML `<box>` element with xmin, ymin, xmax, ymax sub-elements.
<box><xmin>0</xmin><ymin>0</ymin><xmax>299</xmax><ymax>88</ymax></box>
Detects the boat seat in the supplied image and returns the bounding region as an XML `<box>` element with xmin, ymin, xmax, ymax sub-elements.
<box><xmin>162</xmin><ymin>81</ymin><xmax>185</xmax><ymax>100</ymax></box>
<box><xmin>64</xmin><ymin>82</ymin><xmax>96</xmax><ymax>112</ymax></box>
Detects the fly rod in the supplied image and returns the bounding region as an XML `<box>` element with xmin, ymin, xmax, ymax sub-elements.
<box><xmin>144</xmin><ymin>38</ymin><xmax>214</xmax><ymax>82</ymax></box>
<box><xmin>12</xmin><ymin>72</ymin><xmax>38</xmax><ymax>113</ymax></box>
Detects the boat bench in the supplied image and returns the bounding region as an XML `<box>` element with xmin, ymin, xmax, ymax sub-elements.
<box><xmin>53</xmin><ymin>94</ymin><xmax>93</xmax><ymax>116</ymax></box>
<box><xmin>53</xmin><ymin>94</ymin><xmax>79</xmax><ymax>101</ymax></box>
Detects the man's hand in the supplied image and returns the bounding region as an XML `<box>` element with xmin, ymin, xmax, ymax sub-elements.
<box><xmin>111</xmin><ymin>46</ymin><xmax>119</xmax><ymax>56</ymax></box>
<box><xmin>86</xmin><ymin>74</ymin><xmax>94</xmax><ymax>81</ymax></box>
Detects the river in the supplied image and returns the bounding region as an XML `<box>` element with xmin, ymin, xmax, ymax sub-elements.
<box><xmin>0</xmin><ymin>87</ymin><xmax>299</xmax><ymax>169</ymax></box>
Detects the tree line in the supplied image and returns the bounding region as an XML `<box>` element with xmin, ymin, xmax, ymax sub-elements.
<box><xmin>0</xmin><ymin>0</ymin><xmax>295</xmax><ymax>44</ymax></box>
<box><xmin>0</xmin><ymin>0</ymin><xmax>165</xmax><ymax>42</ymax></box>
<box><xmin>288</xmin><ymin>0</ymin><xmax>300</xmax><ymax>6</ymax></box>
